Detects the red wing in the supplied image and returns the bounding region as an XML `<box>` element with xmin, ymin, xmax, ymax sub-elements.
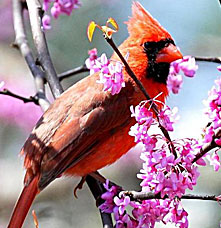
<box><xmin>22</xmin><ymin>73</ymin><xmax>133</xmax><ymax>189</ymax></box>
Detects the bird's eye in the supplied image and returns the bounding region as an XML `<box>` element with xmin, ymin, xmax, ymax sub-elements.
<box><xmin>144</xmin><ymin>38</ymin><xmax>175</xmax><ymax>54</ymax></box>
<box><xmin>144</xmin><ymin>42</ymin><xmax>158</xmax><ymax>53</ymax></box>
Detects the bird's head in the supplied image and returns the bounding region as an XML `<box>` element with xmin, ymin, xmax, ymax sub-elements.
<box><xmin>116</xmin><ymin>1</ymin><xmax>182</xmax><ymax>88</ymax></box>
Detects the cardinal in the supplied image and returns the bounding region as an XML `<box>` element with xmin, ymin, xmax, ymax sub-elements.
<box><xmin>8</xmin><ymin>2</ymin><xmax>182</xmax><ymax>228</ymax></box>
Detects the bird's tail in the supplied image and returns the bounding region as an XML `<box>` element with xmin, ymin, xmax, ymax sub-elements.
<box><xmin>8</xmin><ymin>175</ymin><xmax>39</xmax><ymax>228</ymax></box>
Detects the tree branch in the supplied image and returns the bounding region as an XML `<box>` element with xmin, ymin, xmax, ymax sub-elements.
<box><xmin>122</xmin><ymin>190</ymin><xmax>220</xmax><ymax>202</ymax></box>
<box><xmin>0</xmin><ymin>89</ymin><xmax>39</xmax><ymax>105</ymax></box>
<box><xmin>192</xmin><ymin>129</ymin><xmax>221</xmax><ymax>163</ymax></box>
<box><xmin>12</xmin><ymin>0</ymin><xmax>50</xmax><ymax>111</ymax></box>
<box><xmin>195</xmin><ymin>56</ymin><xmax>221</xmax><ymax>64</ymax></box>
<box><xmin>58</xmin><ymin>64</ymin><xmax>89</xmax><ymax>81</ymax></box>
<box><xmin>26</xmin><ymin>0</ymin><xmax>64</xmax><ymax>98</ymax></box>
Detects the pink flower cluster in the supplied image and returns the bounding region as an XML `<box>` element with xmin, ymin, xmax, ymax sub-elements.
<box><xmin>133</xmin><ymin>198</ymin><xmax>188</xmax><ymax>228</ymax></box>
<box><xmin>203</xmin><ymin>77</ymin><xmax>221</xmax><ymax>171</ymax></box>
<box><xmin>42</xmin><ymin>0</ymin><xmax>81</xmax><ymax>29</ymax></box>
<box><xmin>129</xmin><ymin>102</ymin><xmax>203</xmax><ymax>197</ymax></box>
<box><xmin>167</xmin><ymin>56</ymin><xmax>198</xmax><ymax>94</ymax></box>
<box><xmin>129</xmin><ymin>102</ymin><xmax>178</xmax><ymax>148</ymax></box>
<box><xmin>138</xmin><ymin>138</ymin><xmax>202</xmax><ymax>199</ymax></box>
<box><xmin>85</xmin><ymin>48</ymin><xmax>98</xmax><ymax>74</ymax></box>
<box><xmin>99</xmin><ymin>180</ymin><xmax>122</xmax><ymax>214</ymax></box>
<box><xmin>85</xmin><ymin>48</ymin><xmax>125</xmax><ymax>95</ymax></box>
<box><xmin>100</xmin><ymin>180</ymin><xmax>189</xmax><ymax>228</ymax></box>
<box><xmin>100</xmin><ymin>101</ymin><xmax>206</xmax><ymax>227</ymax></box>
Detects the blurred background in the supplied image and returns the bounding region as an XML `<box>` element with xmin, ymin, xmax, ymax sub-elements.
<box><xmin>0</xmin><ymin>0</ymin><xmax>221</xmax><ymax>227</ymax></box>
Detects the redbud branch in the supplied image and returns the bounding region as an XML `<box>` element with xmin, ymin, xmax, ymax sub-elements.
<box><xmin>12</xmin><ymin>0</ymin><xmax>50</xmax><ymax>111</ymax></box>
<box><xmin>26</xmin><ymin>0</ymin><xmax>64</xmax><ymax>98</ymax></box>
<box><xmin>58</xmin><ymin>64</ymin><xmax>89</xmax><ymax>81</ymax></box>
<box><xmin>0</xmin><ymin>89</ymin><xmax>39</xmax><ymax>105</ymax></box>
<box><xmin>195</xmin><ymin>56</ymin><xmax>221</xmax><ymax>64</ymax></box>
<box><xmin>106</xmin><ymin>37</ymin><xmax>177</xmax><ymax>158</ymax></box>
<box><xmin>192</xmin><ymin>129</ymin><xmax>221</xmax><ymax>163</ymax></box>
<box><xmin>86</xmin><ymin>175</ymin><xmax>114</xmax><ymax>228</ymax></box>
<box><xmin>122</xmin><ymin>190</ymin><xmax>220</xmax><ymax>202</ymax></box>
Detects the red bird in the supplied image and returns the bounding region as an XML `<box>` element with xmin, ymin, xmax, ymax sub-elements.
<box><xmin>8</xmin><ymin>2</ymin><xmax>182</xmax><ymax>228</ymax></box>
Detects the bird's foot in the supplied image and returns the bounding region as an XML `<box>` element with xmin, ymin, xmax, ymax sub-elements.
<box><xmin>73</xmin><ymin>176</ymin><xmax>87</xmax><ymax>198</ymax></box>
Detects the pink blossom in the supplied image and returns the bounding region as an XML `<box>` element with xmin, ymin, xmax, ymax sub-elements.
<box><xmin>51</xmin><ymin>2</ymin><xmax>61</xmax><ymax>18</ymax></box>
<box><xmin>203</xmin><ymin>77</ymin><xmax>221</xmax><ymax>170</ymax></box>
<box><xmin>42</xmin><ymin>0</ymin><xmax>81</xmax><ymax>29</ymax></box>
<box><xmin>158</xmin><ymin>106</ymin><xmax>178</xmax><ymax>131</ymax></box>
<box><xmin>170</xmin><ymin>56</ymin><xmax>198</xmax><ymax>78</ymax></box>
<box><xmin>137</xmin><ymin>136</ymin><xmax>202</xmax><ymax>199</ymax></box>
<box><xmin>167</xmin><ymin>74</ymin><xmax>183</xmax><ymax>94</ymax></box>
<box><xmin>129</xmin><ymin>102</ymin><xmax>155</xmax><ymax>145</ymax></box>
<box><xmin>178</xmin><ymin>56</ymin><xmax>198</xmax><ymax>77</ymax></box>
<box><xmin>129</xmin><ymin>101</ymin><xmax>201</xmax><ymax>202</ymax></box>
<box><xmin>100</xmin><ymin>180</ymin><xmax>192</xmax><ymax>227</ymax></box>
<box><xmin>58</xmin><ymin>0</ymin><xmax>81</xmax><ymax>16</ymax></box>
<box><xmin>132</xmin><ymin>199</ymin><xmax>171</xmax><ymax>227</ymax></box>
<box><xmin>86</xmin><ymin>50</ymin><xmax>127</xmax><ymax>95</ymax></box>
<box><xmin>99</xmin><ymin>61</ymin><xmax>125</xmax><ymax>95</ymax></box>
<box><xmin>207</xmin><ymin>152</ymin><xmax>220</xmax><ymax>172</ymax></box>
<box><xmin>88</xmin><ymin>53</ymin><xmax>109</xmax><ymax>75</ymax></box>
<box><xmin>163</xmin><ymin>200</ymin><xmax>189</xmax><ymax>228</ymax></box>
<box><xmin>99</xmin><ymin>180</ymin><xmax>121</xmax><ymax>214</ymax></box>
<box><xmin>129</xmin><ymin>123</ymin><xmax>151</xmax><ymax>143</ymax></box>
<box><xmin>114</xmin><ymin>208</ymin><xmax>136</xmax><ymax>228</ymax></box>
<box><xmin>85</xmin><ymin>48</ymin><xmax>98</xmax><ymax>72</ymax></box>
<box><xmin>114</xmin><ymin>196</ymin><xmax>130</xmax><ymax>215</ymax></box>
<box><xmin>168</xmin><ymin>56</ymin><xmax>198</xmax><ymax>94</ymax></box>
<box><xmin>203</xmin><ymin>126</ymin><xmax>214</xmax><ymax>143</ymax></box>
<box><xmin>50</xmin><ymin>0</ymin><xmax>81</xmax><ymax>18</ymax></box>
<box><xmin>215</xmin><ymin>138</ymin><xmax>221</xmax><ymax>146</ymax></box>
<box><xmin>87</xmin><ymin>52</ymin><xmax>125</xmax><ymax>95</ymax></box>
<box><xmin>130</xmin><ymin>102</ymin><xmax>153</xmax><ymax>125</ymax></box>
<box><xmin>43</xmin><ymin>0</ymin><xmax>52</xmax><ymax>11</ymax></box>
<box><xmin>42</xmin><ymin>15</ymin><xmax>51</xmax><ymax>30</ymax></box>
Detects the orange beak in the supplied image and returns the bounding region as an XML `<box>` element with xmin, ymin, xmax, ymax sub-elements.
<box><xmin>156</xmin><ymin>44</ymin><xmax>183</xmax><ymax>63</ymax></box>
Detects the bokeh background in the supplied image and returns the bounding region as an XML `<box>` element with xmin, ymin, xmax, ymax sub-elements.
<box><xmin>0</xmin><ymin>0</ymin><xmax>221</xmax><ymax>227</ymax></box>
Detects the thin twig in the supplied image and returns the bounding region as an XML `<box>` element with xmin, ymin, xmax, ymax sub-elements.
<box><xmin>192</xmin><ymin>129</ymin><xmax>221</xmax><ymax>163</ymax></box>
<box><xmin>12</xmin><ymin>0</ymin><xmax>50</xmax><ymax>111</ymax></box>
<box><xmin>195</xmin><ymin>56</ymin><xmax>221</xmax><ymax>64</ymax></box>
<box><xmin>122</xmin><ymin>190</ymin><xmax>220</xmax><ymax>202</ymax></box>
<box><xmin>58</xmin><ymin>64</ymin><xmax>89</xmax><ymax>81</ymax></box>
<box><xmin>0</xmin><ymin>89</ymin><xmax>39</xmax><ymax>105</ymax></box>
<box><xmin>26</xmin><ymin>0</ymin><xmax>64</xmax><ymax>98</ymax></box>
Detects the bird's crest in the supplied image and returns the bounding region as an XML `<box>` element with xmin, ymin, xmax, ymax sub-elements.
<box><xmin>126</xmin><ymin>2</ymin><xmax>172</xmax><ymax>42</ymax></box>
